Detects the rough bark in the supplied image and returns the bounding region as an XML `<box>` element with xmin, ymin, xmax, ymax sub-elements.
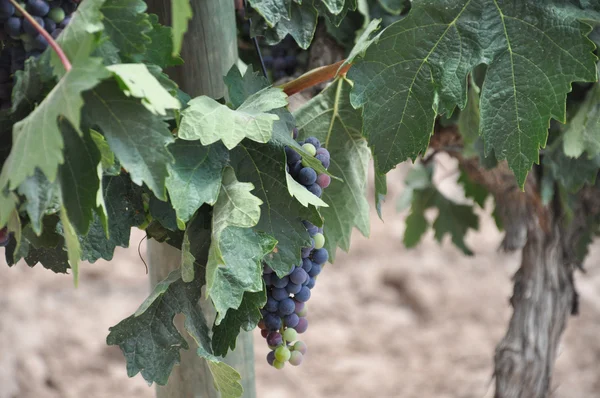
<box><xmin>429</xmin><ymin>125</ymin><xmax>597</xmax><ymax>398</ymax></box>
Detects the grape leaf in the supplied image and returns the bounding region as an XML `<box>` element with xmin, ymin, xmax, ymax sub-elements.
<box><xmin>315</xmin><ymin>0</ymin><xmax>357</xmax><ymax>27</ymax></box>
<box><xmin>178</xmin><ymin>88</ymin><xmax>288</xmax><ymax>149</ymax></box>
<box><xmin>400</xmin><ymin>164</ymin><xmax>478</xmax><ymax>255</ymax></box>
<box><xmin>180</xmin><ymin>207</ymin><xmax>212</xmax><ymax>282</ymax></box>
<box><xmin>250</xmin><ymin>2</ymin><xmax>318</xmax><ymax>49</ymax></box>
<box><xmin>18</xmin><ymin>170</ymin><xmax>59</xmax><ymax>236</ymax></box>
<box><xmin>295</xmin><ymin>78</ymin><xmax>370</xmax><ymax>262</ymax></box>
<box><xmin>106</xmin><ymin>269</ymin><xmax>243</xmax><ymax>397</ymax></box>
<box><xmin>543</xmin><ymin>143</ymin><xmax>600</xmax><ymax>192</ymax></box>
<box><xmin>0</xmin><ymin>58</ymin><xmax>111</xmax><ymax>191</ymax></box>
<box><xmin>58</xmin><ymin>122</ymin><xmax>102</xmax><ymax>235</ymax></box>
<box><xmin>285</xmin><ymin>172</ymin><xmax>329</xmax><ymax>208</ymax></box>
<box><xmin>212</xmin><ymin>290</ymin><xmax>265</xmax><ymax>357</ymax></box>
<box><xmin>106</xmin><ymin>64</ymin><xmax>181</xmax><ymax>116</ymax></box>
<box><xmin>247</xmin><ymin>0</ymin><xmax>291</xmax><ymax>27</ymax></box>
<box><xmin>348</xmin><ymin>0</ymin><xmax>598</xmax><ymax>187</ymax></box>
<box><xmin>166</xmin><ymin>140</ymin><xmax>229</xmax><ymax>223</ymax></box>
<box><xmin>340</xmin><ymin>18</ymin><xmax>381</xmax><ymax>71</ymax></box>
<box><xmin>206</xmin><ymin>168</ymin><xmax>276</xmax><ymax>323</ymax></box>
<box><xmin>90</xmin><ymin>130</ymin><xmax>117</xmax><ymax>173</ymax></box>
<box><xmin>82</xmin><ymin>81</ymin><xmax>174</xmax><ymax>200</ymax></box>
<box><xmin>80</xmin><ymin>175</ymin><xmax>145</xmax><ymax>263</ymax></box>
<box><xmin>171</xmin><ymin>0</ymin><xmax>193</xmax><ymax>56</ymax></box>
<box><xmin>224</xmin><ymin>66</ymin><xmax>270</xmax><ymax>109</ymax></box>
<box><xmin>100</xmin><ymin>0</ymin><xmax>152</xmax><ymax>59</ymax></box>
<box><xmin>563</xmin><ymin>84</ymin><xmax>600</xmax><ymax>158</ymax></box>
<box><xmin>24</xmin><ymin>236</ymin><xmax>69</xmax><ymax>273</ymax></box>
<box><xmin>60</xmin><ymin>206</ymin><xmax>82</xmax><ymax>286</ymax></box>
<box><xmin>137</xmin><ymin>14</ymin><xmax>184</xmax><ymax>68</ymax></box>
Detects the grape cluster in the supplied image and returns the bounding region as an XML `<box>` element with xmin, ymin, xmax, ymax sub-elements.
<box><xmin>0</xmin><ymin>0</ymin><xmax>76</xmax><ymax>109</ymax></box>
<box><xmin>263</xmin><ymin>36</ymin><xmax>300</xmax><ymax>81</ymax></box>
<box><xmin>258</xmin><ymin>129</ymin><xmax>331</xmax><ymax>369</ymax></box>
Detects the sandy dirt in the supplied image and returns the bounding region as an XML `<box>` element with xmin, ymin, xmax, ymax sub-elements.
<box><xmin>0</xmin><ymin>160</ymin><xmax>599</xmax><ymax>398</ymax></box>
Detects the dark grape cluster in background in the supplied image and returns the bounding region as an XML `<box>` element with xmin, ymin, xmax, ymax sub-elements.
<box><xmin>262</xmin><ymin>36</ymin><xmax>300</xmax><ymax>81</ymax></box>
<box><xmin>257</xmin><ymin>129</ymin><xmax>332</xmax><ymax>369</ymax></box>
<box><xmin>0</xmin><ymin>0</ymin><xmax>77</xmax><ymax>109</ymax></box>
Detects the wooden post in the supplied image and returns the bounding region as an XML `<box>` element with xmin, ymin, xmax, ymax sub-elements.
<box><xmin>144</xmin><ymin>1</ymin><xmax>256</xmax><ymax>397</ymax></box>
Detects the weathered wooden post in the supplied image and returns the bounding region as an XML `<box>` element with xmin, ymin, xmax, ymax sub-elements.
<box><xmin>144</xmin><ymin>1</ymin><xmax>256</xmax><ymax>396</ymax></box>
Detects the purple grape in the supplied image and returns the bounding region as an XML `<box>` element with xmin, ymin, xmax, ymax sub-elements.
<box><xmin>43</xmin><ymin>17</ymin><xmax>56</xmax><ymax>33</ymax></box>
<box><xmin>315</xmin><ymin>153</ymin><xmax>330</xmax><ymax>169</ymax></box>
<box><xmin>290</xmin><ymin>267</ymin><xmax>308</xmax><ymax>285</ymax></box>
<box><xmin>292</xmin><ymin>127</ymin><xmax>299</xmax><ymax>139</ymax></box>
<box><xmin>264</xmin><ymin>313</ymin><xmax>282</xmax><ymax>331</ymax></box>
<box><xmin>272</xmin><ymin>287</ymin><xmax>288</xmax><ymax>301</ymax></box>
<box><xmin>263</xmin><ymin>273</ymin><xmax>273</xmax><ymax>286</ymax></box>
<box><xmin>27</xmin><ymin>0</ymin><xmax>50</xmax><ymax>17</ymax></box>
<box><xmin>317</xmin><ymin>174</ymin><xmax>331</xmax><ymax>189</ymax></box>
<box><xmin>284</xmin><ymin>313</ymin><xmax>299</xmax><ymax>328</ymax></box>
<box><xmin>34</xmin><ymin>34</ymin><xmax>47</xmax><ymax>50</ymax></box>
<box><xmin>59</xmin><ymin>15</ymin><xmax>70</xmax><ymax>28</ymax></box>
<box><xmin>301</xmin><ymin>246</ymin><xmax>312</xmax><ymax>259</ymax></box>
<box><xmin>294</xmin><ymin>301</ymin><xmax>305</xmax><ymax>314</ymax></box>
<box><xmin>5</xmin><ymin>17</ymin><xmax>21</xmax><ymax>36</ymax></box>
<box><xmin>0</xmin><ymin>0</ymin><xmax>15</xmax><ymax>20</ymax></box>
<box><xmin>261</xmin><ymin>329</ymin><xmax>269</xmax><ymax>338</ymax></box>
<box><xmin>312</xmin><ymin>248</ymin><xmax>328</xmax><ymax>265</ymax></box>
<box><xmin>267</xmin><ymin>350</ymin><xmax>276</xmax><ymax>366</ymax></box>
<box><xmin>295</xmin><ymin>317</ymin><xmax>308</xmax><ymax>333</ymax></box>
<box><xmin>306</xmin><ymin>277</ymin><xmax>316</xmax><ymax>289</ymax></box>
<box><xmin>267</xmin><ymin>331</ymin><xmax>283</xmax><ymax>347</ymax></box>
<box><xmin>23</xmin><ymin>16</ymin><xmax>44</xmax><ymax>35</ymax></box>
<box><xmin>263</xmin><ymin>265</ymin><xmax>274</xmax><ymax>274</ymax></box>
<box><xmin>308</xmin><ymin>263</ymin><xmax>321</xmax><ymax>277</ymax></box>
<box><xmin>289</xmin><ymin>160</ymin><xmax>303</xmax><ymax>177</ymax></box>
<box><xmin>294</xmin><ymin>286</ymin><xmax>311</xmax><ymax>302</ymax></box>
<box><xmin>50</xmin><ymin>27</ymin><xmax>62</xmax><ymax>38</ymax></box>
<box><xmin>304</xmin><ymin>137</ymin><xmax>321</xmax><ymax>149</ymax></box>
<box><xmin>301</xmin><ymin>258</ymin><xmax>313</xmax><ymax>273</ymax></box>
<box><xmin>286</xmin><ymin>282</ymin><xmax>302</xmax><ymax>294</ymax></box>
<box><xmin>265</xmin><ymin>297</ymin><xmax>278</xmax><ymax>313</ymax></box>
<box><xmin>298</xmin><ymin>167</ymin><xmax>317</xmax><ymax>186</ymax></box>
<box><xmin>285</xmin><ymin>146</ymin><xmax>302</xmax><ymax>164</ymax></box>
<box><xmin>307</xmin><ymin>183</ymin><xmax>322</xmax><ymax>197</ymax></box>
<box><xmin>272</xmin><ymin>275</ymin><xmax>289</xmax><ymax>289</ymax></box>
<box><xmin>278</xmin><ymin>298</ymin><xmax>295</xmax><ymax>316</ymax></box>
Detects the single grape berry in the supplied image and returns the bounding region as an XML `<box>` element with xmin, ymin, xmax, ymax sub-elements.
<box><xmin>294</xmin><ymin>286</ymin><xmax>311</xmax><ymax>302</ymax></box>
<box><xmin>272</xmin><ymin>275</ymin><xmax>289</xmax><ymax>289</ymax></box>
<box><xmin>285</xmin><ymin>282</ymin><xmax>302</xmax><ymax>294</ymax></box>
<box><xmin>23</xmin><ymin>15</ymin><xmax>43</xmax><ymax>35</ymax></box>
<box><xmin>298</xmin><ymin>167</ymin><xmax>317</xmax><ymax>186</ymax></box>
<box><xmin>308</xmin><ymin>263</ymin><xmax>321</xmax><ymax>277</ymax></box>
<box><xmin>284</xmin><ymin>313</ymin><xmax>299</xmax><ymax>328</ymax></box>
<box><xmin>264</xmin><ymin>313</ymin><xmax>282</xmax><ymax>331</ymax></box>
<box><xmin>263</xmin><ymin>265</ymin><xmax>274</xmax><ymax>274</ymax></box>
<box><xmin>48</xmin><ymin>7</ymin><xmax>65</xmax><ymax>23</ymax></box>
<box><xmin>290</xmin><ymin>267</ymin><xmax>308</xmax><ymax>285</ymax></box>
<box><xmin>301</xmin><ymin>258</ymin><xmax>313</xmax><ymax>273</ymax></box>
<box><xmin>43</xmin><ymin>17</ymin><xmax>56</xmax><ymax>33</ymax></box>
<box><xmin>267</xmin><ymin>351</ymin><xmax>276</xmax><ymax>366</ymax></box>
<box><xmin>272</xmin><ymin>287</ymin><xmax>288</xmax><ymax>301</ymax></box>
<box><xmin>313</xmin><ymin>233</ymin><xmax>325</xmax><ymax>249</ymax></box>
<box><xmin>296</xmin><ymin>304</ymin><xmax>308</xmax><ymax>317</ymax></box>
<box><xmin>306</xmin><ymin>277</ymin><xmax>316</xmax><ymax>289</ymax></box>
<box><xmin>316</xmin><ymin>173</ymin><xmax>331</xmax><ymax>189</ymax></box>
<box><xmin>275</xmin><ymin>345</ymin><xmax>291</xmax><ymax>362</ymax></box>
<box><xmin>278</xmin><ymin>298</ymin><xmax>295</xmax><ymax>316</ymax></box>
<box><xmin>285</xmin><ymin>146</ymin><xmax>302</xmax><ymax>164</ymax></box>
<box><xmin>302</xmin><ymin>143</ymin><xmax>317</xmax><ymax>156</ymax></box>
<box><xmin>289</xmin><ymin>351</ymin><xmax>303</xmax><ymax>366</ymax></box>
<box><xmin>266</xmin><ymin>331</ymin><xmax>283</xmax><ymax>347</ymax></box>
<box><xmin>0</xmin><ymin>0</ymin><xmax>15</xmax><ymax>20</ymax></box>
<box><xmin>261</xmin><ymin>329</ymin><xmax>269</xmax><ymax>338</ymax></box>
<box><xmin>265</xmin><ymin>297</ymin><xmax>278</xmax><ymax>313</ymax></box>
<box><xmin>5</xmin><ymin>17</ymin><xmax>21</xmax><ymax>36</ymax></box>
<box><xmin>26</xmin><ymin>0</ymin><xmax>50</xmax><ymax>17</ymax></box>
<box><xmin>283</xmin><ymin>328</ymin><xmax>298</xmax><ymax>342</ymax></box>
<box><xmin>315</xmin><ymin>153</ymin><xmax>330</xmax><ymax>169</ymax></box>
<box><xmin>295</xmin><ymin>317</ymin><xmax>308</xmax><ymax>333</ymax></box>
<box><xmin>273</xmin><ymin>360</ymin><xmax>285</xmax><ymax>369</ymax></box>
<box><xmin>307</xmin><ymin>183</ymin><xmax>322</xmax><ymax>197</ymax></box>
<box><xmin>312</xmin><ymin>248</ymin><xmax>329</xmax><ymax>265</ymax></box>
<box><xmin>293</xmin><ymin>341</ymin><xmax>308</xmax><ymax>355</ymax></box>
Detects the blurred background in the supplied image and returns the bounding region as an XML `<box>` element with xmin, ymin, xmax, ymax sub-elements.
<box><xmin>1</xmin><ymin>160</ymin><xmax>599</xmax><ymax>398</ymax></box>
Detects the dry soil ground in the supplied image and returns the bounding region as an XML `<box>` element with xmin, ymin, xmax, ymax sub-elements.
<box><xmin>0</xmin><ymin>160</ymin><xmax>599</xmax><ymax>398</ymax></box>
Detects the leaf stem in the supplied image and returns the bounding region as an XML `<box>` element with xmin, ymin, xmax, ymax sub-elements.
<box><xmin>9</xmin><ymin>0</ymin><xmax>72</xmax><ymax>72</ymax></box>
<box><xmin>279</xmin><ymin>60</ymin><xmax>351</xmax><ymax>96</ymax></box>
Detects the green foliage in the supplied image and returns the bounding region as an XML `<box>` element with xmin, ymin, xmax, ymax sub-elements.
<box><xmin>398</xmin><ymin>164</ymin><xmax>479</xmax><ymax>255</ymax></box>
<box><xmin>348</xmin><ymin>0</ymin><xmax>598</xmax><ymax>187</ymax></box>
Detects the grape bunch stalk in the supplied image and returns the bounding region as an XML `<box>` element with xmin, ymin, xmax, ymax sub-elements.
<box><xmin>258</xmin><ymin>128</ymin><xmax>331</xmax><ymax>369</ymax></box>
<box><xmin>0</xmin><ymin>0</ymin><xmax>77</xmax><ymax>109</ymax></box>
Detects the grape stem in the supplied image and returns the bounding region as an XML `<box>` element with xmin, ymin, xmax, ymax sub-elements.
<box><xmin>279</xmin><ymin>60</ymin><xmax>351</xmax><ymax>96</ymax></box>
<box><xmin>9</xmin><ymin>0</ymin><xmax>72</xmax><ymax>72</ymax></box>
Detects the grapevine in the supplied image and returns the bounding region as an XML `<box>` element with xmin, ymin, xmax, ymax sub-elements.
<box><xmin>1</xmin><ymin>0</ymin><xmax>599</xmax><ymax>397</ymax></box>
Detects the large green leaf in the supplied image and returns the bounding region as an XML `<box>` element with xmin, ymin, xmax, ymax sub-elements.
<box><xmin>178</xmin><ymin>88</ymin><xmax>288</xmax><ymax>149</ymax></box>
<box><xmin>100</xmin><ymin>0</ymin><xmax>152</xmax><ymax>59</ymax></box>
<box><xmin>399</xmin><ymin>164</ymin><xmax>478</xmax><ymax>255</ymax></box>
<box><xmin>0</xmin><ymin>59</ymin><xmax>110</xmax><ymax>191</ymax></box>
<box><xmin>166</xmin><ymin>140</ymin><xmax>229</xmax><ymax>223</ymax></box>
<box><xmin>563</xmin><ymin>84</ymin><xmax>600</xmax><ymax>158</ymax></box>
<box><xmin>82</xmin><ymin>81</ymin><xmax>174</xmax><ymax>200</ymax></box>
<box><xmin>206</xmin><ymin>168</ymin><xmax>276</xmax><ymax>323</ymax></box>
<box><xmin>294</xmin><ymin>78</ymin><xmax>370</xmax><ymax>262</ymax></box>
<box><xmin>348</xmin><ymin>0</ymin><xmax>598</xmax><ymax>187</ymax></box>
<box><xmin>107</xmin><ymin>269</ymin><xmax>243</xmax><ymax>397</ymax></box>
<box><xmin>107</xmin><ymin>64</ymin><xmax>181</xmax><ymax>116</ymax></box>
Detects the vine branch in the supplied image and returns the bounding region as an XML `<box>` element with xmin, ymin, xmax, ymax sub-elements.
<box><xmin>279</xmin><ymin>59</ymin><xmax>351</xmax><ymax>96</ymax></box>
<box><xmin>9</xmin><ymin>0</ymin><xmax>72</xmax><ymax>72</ymax></box>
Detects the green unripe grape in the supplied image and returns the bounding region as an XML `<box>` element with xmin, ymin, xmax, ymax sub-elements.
<box><xmin>14</xmin><ymin>2</ymin><xmax>25</xmax><ymax>17</ymax></box>
<box><xmin>273</xmin><ymin>360</ymin><xmax>285</xmax><ymax>369</ymax></box>
<box><xmin>313</xmin><ymin>233</ymin><xmax>325</xmax><ymax>249</ymax></box>
<box><xmin>289</xmin><ymin>351</ymin><xmax>303</xmax><ymax>366</ymax></box>
<box><xmin>293</xmin><ymin>341</ymin><xmax>308</xmax><ymax>355</ymax></box>
<box><xmin>302</xmin><ymin>143</ymin><xmax>317</xmax><ymax>156</ymax></box>
<box><xmin>48</xmin><ymin>7</ymin><xmax>66</xmax><ymax>23</ymax></box>
<box><xmin>275</xmin><ymin>345</ymin><xmax>291</xmax><ymax>362</ymax></box>
<box><xmin>283</xmin><ymin>328</ymin><xmax>298</xmax><ymax>342</ymax></box>
<box><xmin>297</xmin><ymin>305</ymin><xmax>308</xmax><ymax>317</ymax></box>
